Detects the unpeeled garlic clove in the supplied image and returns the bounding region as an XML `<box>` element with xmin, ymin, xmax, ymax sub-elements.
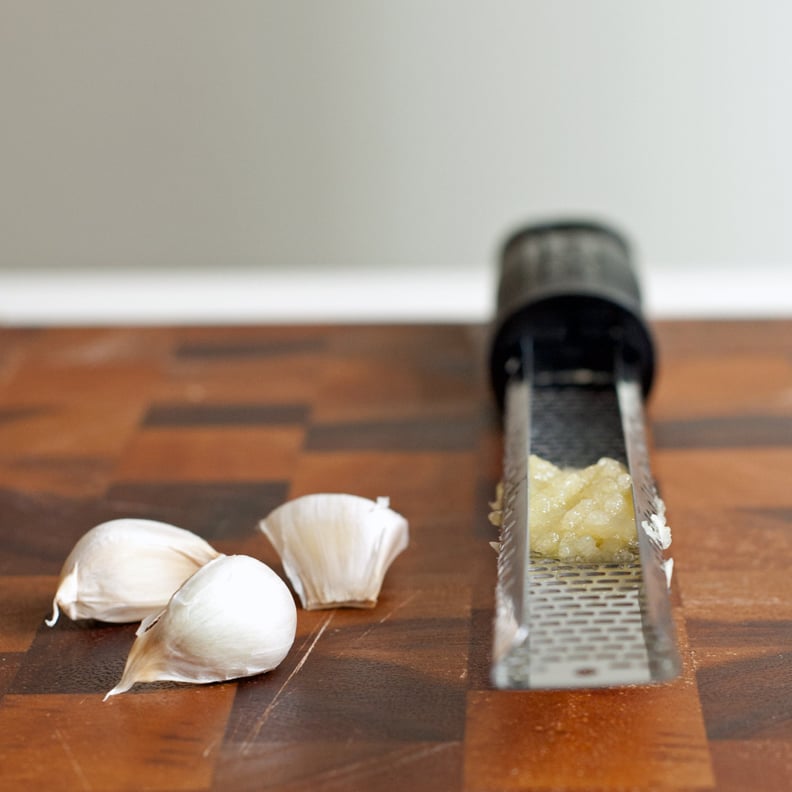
<box><xmin>47</xmin><ymin>518</ymin><xmax>220</xmax><ymax>626</ymax></box>
<box><xmin>104</xmin><ymin>554</ymin><xmax>297</xmax><ymax>699</ymax></box>
<box><xmin>259</xmin><ymin>493</ymin><xmax>408</xmax><ymax>610</ymax></box>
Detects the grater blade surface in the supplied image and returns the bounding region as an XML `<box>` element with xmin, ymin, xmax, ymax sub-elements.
<box><xmin>491</xmin><ymin>349</ymin><xmax>680</xmax><ymax>689</ymax></box>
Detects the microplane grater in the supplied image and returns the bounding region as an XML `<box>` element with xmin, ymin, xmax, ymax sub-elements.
<box><xmin>488</xmin><ymin>221</ymin><xmax>681</xmax><ymax>689</ymax></box>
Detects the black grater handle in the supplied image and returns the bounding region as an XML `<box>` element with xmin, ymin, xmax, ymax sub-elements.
<box><xmin>489</xmin><ymin>220</ymin><xmax>656</xmax><ymax>410</ymax></box>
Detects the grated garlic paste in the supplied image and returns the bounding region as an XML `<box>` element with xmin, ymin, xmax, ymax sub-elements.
<box><xmin>527</xmin><ymin>455</ymin><xmax>638</xmax><ymax>563</ymax></box>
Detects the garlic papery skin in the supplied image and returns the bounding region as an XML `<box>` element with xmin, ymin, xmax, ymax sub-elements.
<box><xmin>104</xmin><ymin>554</ymin><xmax>297</xmax><ymax>699</ymax></box>
<box><xmin>259</xmin><ymin>493</ymin><xmax>409</xmax><ymax>610</ymax></box>
<box><xmin>46</xmin><ymin>518</ymin><xmax>220</xmax><ymax>626</ymax></box>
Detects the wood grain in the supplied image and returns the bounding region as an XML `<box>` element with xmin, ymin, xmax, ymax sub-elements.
<box><xmin>0</xmin><ymin>320</ymin><xmax>789</xmax><ymax>791</ymax></box>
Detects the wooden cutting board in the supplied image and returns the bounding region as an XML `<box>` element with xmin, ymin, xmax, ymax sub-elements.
<box><xmin>0</xmin><ymin>320</ymin><xmax>789</xmax><ymax>791</ymax></box>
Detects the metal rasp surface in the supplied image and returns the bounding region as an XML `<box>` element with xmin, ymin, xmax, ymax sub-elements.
<box><xmin>488</xmin><ymin>221</ymin><xmax>680</xmax><ymax>689</ymax></box>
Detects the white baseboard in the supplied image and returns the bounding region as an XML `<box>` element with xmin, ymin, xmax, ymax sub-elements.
<box><xmin>0</xmin><ymin>267</ymin><xmax>788</xmax><ymax>326</ymax></box>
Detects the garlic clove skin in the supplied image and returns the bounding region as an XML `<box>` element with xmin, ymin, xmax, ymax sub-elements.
<box><xmin>47</xmin><ymin>518</ymin><xmax>220</xmax><ymax>626</ymax></box>
<box><xmin>259</xmin><ymin>493</ymin><xmax>409</xmax><ymax>610</ymax></box>
<box><xmin>104</xmin><ymin>554</ymin><xmax>297</xmax><ymax>699</ymax></box>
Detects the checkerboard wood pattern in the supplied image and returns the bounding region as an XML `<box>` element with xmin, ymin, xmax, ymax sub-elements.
<box><xmin>0</xmin><ymin>321</ymin><xmax>790</xmax><ymax>791</ymax></box>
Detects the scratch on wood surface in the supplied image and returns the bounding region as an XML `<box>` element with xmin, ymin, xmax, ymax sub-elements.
<box><xmin>353</xmin><ymin>591</ymin><xmax>419</xmax><ymax>643</ymax></box>
<box><xmin>54</xmin><ymin>728</ymin><xmax>92</xmax><ymax>791</ymax></box>
<box><xmin>308</xmin><ymin>742</ymin><xmax>456</xmax><ymax>789</ymax></box>
<box><xmin>239</xmin><ymin>612</ymin><xmax>334</xmax><ymax>754</ymax></box>
<box><xmin>202</xmin><ymin>735</ymin><xmax>221</xmax><ymax>759</ymax></box>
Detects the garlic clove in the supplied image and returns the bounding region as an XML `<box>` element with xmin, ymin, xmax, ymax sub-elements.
<box><xmin>104</xmin><ymin>554</ymin><xmax>297</xmax><ymax>699</ymax></box>
<box><xmin>47</xmin><ymin>518</ymin><xmax>220</xmax><ymax>626</ymax></box>
<box><xmin>259</xmin><ymin>493</ymin><xmax>409</xmax><ymax>610</ymax></box>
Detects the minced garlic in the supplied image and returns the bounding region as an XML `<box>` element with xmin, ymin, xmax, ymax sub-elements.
<box><xmin>528</xmin><ymin>455</ymin><xmax>638</xmax><ymax>562</ymax></box>
<box><xmin>489</xmin><ymin>456</ymin><xmax>639</xmax><ymax>563</ymax></box>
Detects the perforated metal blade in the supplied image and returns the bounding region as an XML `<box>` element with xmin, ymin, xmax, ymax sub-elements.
<box><xmin>491</xmin><ymin>342</ymin><xmax>680</xmax><ymax>689</ymax></box>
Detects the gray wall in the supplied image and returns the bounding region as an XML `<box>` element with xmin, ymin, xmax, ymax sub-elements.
<box><xmin>2</xmin><ymin>1</ymin><xmax>791</xmax><ymax>289</ymax></box>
